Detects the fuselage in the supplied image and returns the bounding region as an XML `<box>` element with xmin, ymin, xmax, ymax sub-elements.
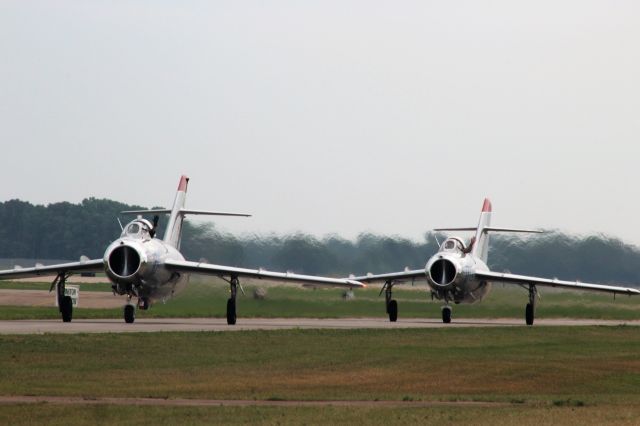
<box><xmin>423</xmin><ymin>237</ymin><xmax>491</xmax><ymax>304</ymax></box>
<box><xmin>103</xmin><ymin>219</ymin><xmax>189</xmax><ymax>304</ymax></box>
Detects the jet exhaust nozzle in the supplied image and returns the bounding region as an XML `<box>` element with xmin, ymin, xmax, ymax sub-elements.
<box><xmin>429</xmin><ymin>258</ymin><xmax>457</xmax><ymax>286</ymax></box>
<box><xmin>107</xmin><ymin>244</ymin><xmax>143</xmax><ymax>279</ymax></box>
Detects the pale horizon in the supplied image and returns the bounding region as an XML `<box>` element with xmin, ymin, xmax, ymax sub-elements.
<box><xmin>2</xmin><ymin>2</ymin><xmax>639</xmax><ymax>245</ymax></box>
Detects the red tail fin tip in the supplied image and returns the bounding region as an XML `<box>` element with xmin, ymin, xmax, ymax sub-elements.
<box><xmin>482</xmin><ymin>198</ymin><xmax>492</xmax><ymax>212</ymax></box>
<box><xmin>177</xmin><ymin>175</ymin><xmax>189</xmax><ymax>192</ymax></box>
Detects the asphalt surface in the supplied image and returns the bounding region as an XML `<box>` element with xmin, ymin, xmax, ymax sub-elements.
<box><xmin>1</xmin><ymin>317</ymin><xmax>638</xmax><ymax>334</ymax></box>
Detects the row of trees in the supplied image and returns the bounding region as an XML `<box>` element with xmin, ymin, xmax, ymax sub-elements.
<box><xmin>1</xmin><ymin>198</ymin><xmax>639</xmax><ymax>285</ymax></box>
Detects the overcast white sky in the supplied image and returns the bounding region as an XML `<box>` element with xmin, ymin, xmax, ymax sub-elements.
<box><xmin>1</xmin><ymin>1</ymin><xmax>639</xmax><ymax>243</ymax></box>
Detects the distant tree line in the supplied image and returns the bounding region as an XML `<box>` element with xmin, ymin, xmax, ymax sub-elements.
<box><xmin>1</xmin><ymin>198</ymin><xmax>639</xmax><ymax>286</ymax></box>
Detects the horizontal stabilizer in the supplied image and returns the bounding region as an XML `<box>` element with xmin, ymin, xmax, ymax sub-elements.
<box><xmin>121</xmin><ymin>209</ymin><xmax>172</xmax><ymax>215</ymax></box>
<box><xmin>482</xmin><ymin>227</ymin><xmax>543</xmax><ymax>234</ymax></box>
<box><xmin>122</xmin><ymin>209</ymin><xmax>251</xmax><ymax>217</ymax></box>
<box><xmin>433</xmin><ymin>227</ymin><xmax>477</xmax><ymax>232</ymax></box>
<box><xmin>433</xmin><ymin>227</ymin><xmax>542</xmax><ymax>234</ymax></box>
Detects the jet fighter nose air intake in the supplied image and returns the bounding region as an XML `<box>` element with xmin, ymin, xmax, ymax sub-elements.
<box><xmin>429</xmin><ymin>258</ymin><xmax>457</xmax><ymax>286</ymax></box>
<box><xmin>108</xmin><ymin>245</ymin><xmax>142</xmax><ymax>279</ymax></box>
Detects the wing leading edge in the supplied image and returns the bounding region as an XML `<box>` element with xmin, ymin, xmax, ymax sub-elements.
<box><xmin>165</xmin><ymin>259</ymin><xmax>365</xmax><ymax>288</ymax></box>
<box><xmin>476</xmin><ymin>270</ymin><xmax>640</xmax><ymax>296</ymax></box>
<box><xmin>350</xmin><ymin>269</ymin><xmax>427</xmax><ymax>284</ymax></box>
<box><xmin>0</xmin><ymin>259</ymin><xmax>105</xmax><ymax>280</ymax></box>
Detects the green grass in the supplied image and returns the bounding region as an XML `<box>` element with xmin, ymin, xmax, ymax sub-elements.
<box><xmin>2</xmin><ymin>404</ymin><xmax>640</xmax><ymax>426</ymax></box>
<box><xmin>1</xmin><ymin>327</ymin><xmax>640</xmax><ymax>424</ymax></box>
<box><xmin>1</xmin><ymin>327</ymin><xmax>639</xmax><ymax>401</ymax></box>
<box><xmin>1</xmin><ymin>279</ymin><xmax>638</xmax><ymax>321</ymax></box>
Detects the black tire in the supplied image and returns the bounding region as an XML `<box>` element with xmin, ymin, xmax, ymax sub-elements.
<box><xmin>124</xmin><ymin>304</ymin><xmax>135</xmax><ymax>324</ymax></box>
<box><xmin>226</xmin><ymin>298</ymin><xmax>237</xmax><ymax>325</ymax></box>
<box><xmin>388</xmin><ymin>300</ymin><xmax>398</xmax><ymax>322</ymax></box>
<box><xmin>525</xmin><ymin>303</ymin><xmax>534</xmax><ymax>326</ymax></box>
<box><xmin>442</xmin><ymin>307</ymin><xmax>452</xmax><ymax>324</ymax></box>
<box><xmin>60</xmin><ymin>296</ymin><xmax>73</xmax><ymax>323</ymax></box>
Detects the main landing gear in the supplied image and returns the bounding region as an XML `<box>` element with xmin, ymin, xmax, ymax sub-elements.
<box><xmin>525</xmin><ymin>284</ymin><xmax>537</xmax><ymax>326</ymax></box>
<box><xmin>226</xmin><ymin>276</ymin><xmax>244</xmax><ymax>325</ymax></box>
<box><xmin>382</xmin><ymin>281</ymin><xmax>398</xmax><ymax>322</ymax></box>
<box><xmin>51</xmin><ymin>273</ymin><xmax>73</xmax><ymax>322</ymax></box>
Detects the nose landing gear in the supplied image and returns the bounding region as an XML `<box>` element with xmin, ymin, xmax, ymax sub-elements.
<box><xmin>441</xmin><ymin>306</ymin><xmax>452</xmax><ymax>323</ymax></box>
<box><xmin>124</xmin><ymin>304</ymin><xmax>136</xmax><ymax>323</ymax></box>
<box><xmin>137</xmin><ymin>298</ymin><xmax>150</xmax><ymax>310</ymax></box>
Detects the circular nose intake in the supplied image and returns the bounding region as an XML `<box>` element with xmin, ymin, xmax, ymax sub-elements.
<box><xmin>108</xmin><ymin>245</ymin><xmax>141</xmax><ymax>278</ymax></box>
<box><xmin>429</xmin><ymin>258</ymin><xmax>457</xmax><ymax>286</ymax></box>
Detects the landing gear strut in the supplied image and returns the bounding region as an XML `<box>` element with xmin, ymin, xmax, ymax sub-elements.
<box><xmin>382</xmin><ymin>281</ymin><xmax>398</xmax><ymax>322</ymax></box>
<box><xmin>52</xmin><ymin>273</ymin><xmax>73</xmax><ymax>323</ymax></box>
<box><xmin>525</xmin><ymin>284</ymin><xmax>537</xmax><ymax>326</ymax></box>
<box><xmin>138</xmin><ymin>298</ymin><xmax>150</xmax><ymax>310</ymax></box>
<box><xmin>226</xmin><ymin>276</ymin><xmax>241</xmax><ymax>325</ymax></box>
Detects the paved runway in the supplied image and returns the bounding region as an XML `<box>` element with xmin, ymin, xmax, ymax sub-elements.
<box><xmin>1</xmin><ymin>317</ymin><xmax>639</xmax><ymax>334</ymax></box>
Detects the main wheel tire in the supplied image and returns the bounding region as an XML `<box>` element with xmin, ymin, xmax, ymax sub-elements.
<box><xmin>124</xmin><ymin>304</ymin><xmax>135</xmax><ymax>324</ymax></box>
<box><xmin>442</xmin><ymin>307</ymin><xmax>452</xmax><ymax>324</ymax></box>
<box><xmin>226</xmin><ymin>298</ymin><xmax>237</xmax><ymax>325</ymax></box>
<box><xmin>388</xmin><ymin>300</ymin><xmax>398</xmax><ymax>322</ymax></box>
<box><xmin>525</xmin><ymin>303</ymin><xmax>534</xmax><ymax>326</ymax></box>
<box><xmin>60</xmin><ymin>296</ymin><xmax>73</xmax><ymax>323</ymax></box>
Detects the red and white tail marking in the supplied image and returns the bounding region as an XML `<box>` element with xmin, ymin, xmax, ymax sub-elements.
<box><xmin>481</xmin><ymin>198</ymin><xmax>492</xmax><ymax>213</ymax></box>
<box><xmin>164</xmin><ymin>175</ymin><xmax>190</xmax><ymax>248</ymax></box>
<box><xmin>177</xmin><ymin>175</ymin><xmax>189</xmax><ymax>192</ymax></box>
<box><xmin>472</xmin><ymin>198</ymin><xmax>492</xmax><ymax>262</ymax></box>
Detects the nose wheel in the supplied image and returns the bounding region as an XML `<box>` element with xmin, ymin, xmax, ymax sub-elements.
<box><xmin>124</xmin><ymin>304</ymin><xmax>136</xmax><ymax>323</ymax></box>
<box><xmin>441</xmin><ymin>306</ymin><xmax>452</xmax><ymax>323</ymax></box>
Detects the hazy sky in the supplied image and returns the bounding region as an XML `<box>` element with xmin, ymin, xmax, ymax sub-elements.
<box><xmin>1</xmin><ymin>1</ymin><xmax>639</xmax><ymax>244</ymax></box>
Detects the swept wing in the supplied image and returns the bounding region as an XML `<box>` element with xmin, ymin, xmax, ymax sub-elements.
<box><xmin>476</xmin><ymin>270</ymin><xmax>640</xmax><ymax>296</ymax></box>
<box><xmin>350</xmin><ymin>269</ymin><xmax>427</xmax><ymax>284</ymax></box>
<box><xmin>165</xmin><ymin>259</ymin><xmax>364</xmax><ymax>288</ymax></box>
<box><xmin>0</xmin><ymin>259</ymin><xmax>104</xmax><ymax>280</ymax></box>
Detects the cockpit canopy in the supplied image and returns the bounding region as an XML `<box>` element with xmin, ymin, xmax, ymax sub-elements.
<box><xmin>121</xmin><ymin>219</ymin><xmax>153</xmax><ymax>240</ymax></box>
<box><xmin>439</xmin><ymin>237</ymin><xmax>465</xmax><ymax>253</ymax></box>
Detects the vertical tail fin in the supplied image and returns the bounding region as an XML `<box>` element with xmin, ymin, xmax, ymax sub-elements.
<box><xmin>471</xmin><ymin>198</ymin><xmax>492</xmax><ymax>262</ymax></box>
<box><xmin>163</xmin><ymin>175</ymin><xmax>189</xmax><ymax>248</ymax></box>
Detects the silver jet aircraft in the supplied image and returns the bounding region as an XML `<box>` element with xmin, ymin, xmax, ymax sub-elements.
<box><xmin>0</xmin><ymin>176</ymin><xmax>364</xmax><ymax>324</ymax></box>
<box><xmin>352</xmin><ymin>199</ymin><xmax>640</xmax><ymax>325</ymax></box>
